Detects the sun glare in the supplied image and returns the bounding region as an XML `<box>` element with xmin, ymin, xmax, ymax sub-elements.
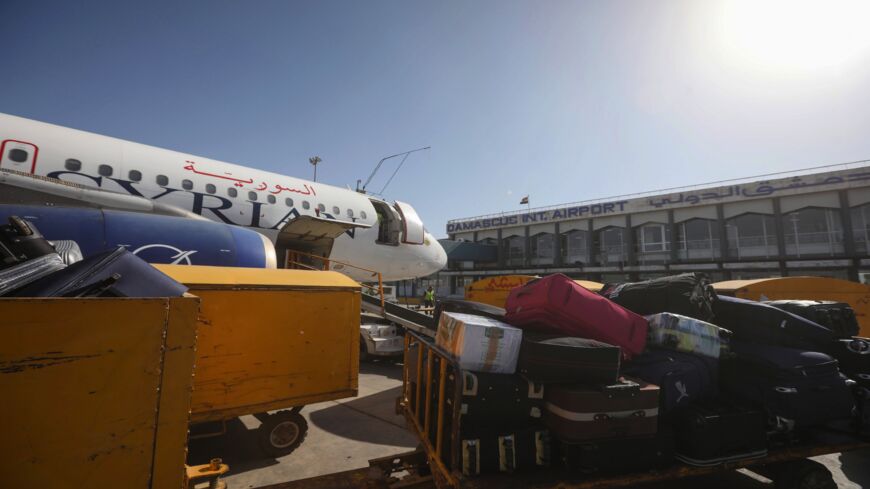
<box><xmin>716</xmin><ymin>0</ymin><xmax>870</xmax><ymax>73</ymax></box>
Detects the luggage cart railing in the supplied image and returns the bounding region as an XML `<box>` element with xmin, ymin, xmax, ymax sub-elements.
<box><xmin>402</xmin><ymin>330</ymin><xmax>465</xmax><ymax>489</ymax></box>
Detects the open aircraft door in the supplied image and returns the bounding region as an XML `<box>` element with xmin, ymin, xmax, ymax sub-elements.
<box><xmin>1</xmin><ymin>140</ymin><xmax>38</xmax><ymax>173</ymax></box>
<box><xmin>394</xmin><ymin>201</ymin><xmax>425</xmax><ymax>245</ymax></box>
<box><xmin>275</xmin><ymin>214</ymin><xmax>370</xmax><ymax>268</ymax></box>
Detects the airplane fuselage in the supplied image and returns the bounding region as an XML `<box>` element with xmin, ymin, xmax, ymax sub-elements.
<box><xmin>0</xmin><ymin>113</ymin><xmax>446</xmax><ymax>282</ymax></box>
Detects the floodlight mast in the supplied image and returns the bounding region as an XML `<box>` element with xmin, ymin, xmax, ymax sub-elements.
<box><xmin>358</xmin><ymin>146</ymin><xmax>431</xmax><ymax>194</ymax></box>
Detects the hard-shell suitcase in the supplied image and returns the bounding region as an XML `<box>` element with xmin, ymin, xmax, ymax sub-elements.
<box><xmin>0</xmin><ymin>216</ymin><xmax>57</xmax><ymax>269</ymax></box>
<box><xmin>622</xmin><ymin>349</ymin><xmax>717</xmax><ymax>416</ymax></box>
<box><xmin>446</xmin><ymin>371</ymin><xmax>545</xmax><ymax>431</ymax></box>
<box><xmin>765</xmin><ymin>300</ymin><xmax>860</xmax><ymax>338</ymax></box>
<box><xmin>517</xmin><ymin>335</ymin><xmax>621</xmax><ymax>385</ymax></box>
<box><xmin>545</xmin><ymin>377</ymin><xmax>659</xmax><ymax>442</ymax></box>
<box><xmin>560</xmin><ymin>428</ymin><xmax>675</xmax><ymax>473</ymax></box>
<box><xmin>821</xmin><ymin>337</ymin><xmax>870</xmax><ymax>388</ymax></box>
<box><xmin>600</xmin><ymin>273</ymin><xmax>717</xmax><ymax>321</ymax></box>
<box><xmin>504</xmin><ymin>274</ymin><xmax>648</xmax><ymax>359</ymax></box>
<box><xmin>13</xmin><ymin>246</ymin><xmax>188</xmax><ymax>298</ymax></box>
<box><xmin>646</xmin><ymin>312</ymin><xmax>732</xmax><ymax>359</ymax></box>
<box><xmin>434</xmin><ymin>299</ymin><xmax>506</xmax><ymax>324</ymax></box>
<box><xmin>673</xmin><ymin>402</ymin><xmax>768</xmax><ymax>466</ymax></box>
<box><xmin>712</xmin><ymin>296</ymin><xmax>837</xmax><ymax>350</ymax></box>
<box><xmin>460</xmin><ymin>427</ymin><xmax>550</xmax><ymax>476</ymax></box>
<box><xmin>721</xmin><ymin>342</ymin><xmax>855</xmax><ymax>430</ymax></box>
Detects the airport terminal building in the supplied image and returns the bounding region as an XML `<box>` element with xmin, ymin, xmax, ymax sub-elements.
<box><xmin>438</xmin><ymin>163</ymin><xmax>870</xmax><ymax>295</ymax></box>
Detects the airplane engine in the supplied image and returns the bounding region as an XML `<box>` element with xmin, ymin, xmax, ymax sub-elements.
<box><xmin>0</xmin><ymin>205</ymin><xmax>277</xmax><ymax>268</ymax></box>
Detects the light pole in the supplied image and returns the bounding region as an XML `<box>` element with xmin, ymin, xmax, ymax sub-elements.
<box><xmin>309</xmin><ymin>156</ymin><xmax>322</xmax><ymax>182</ymax></box>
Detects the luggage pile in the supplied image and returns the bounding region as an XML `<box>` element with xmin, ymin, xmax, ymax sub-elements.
<box><xmin>429</xmin><ymin>272</ymin><xmax>869</xmax><ymax>477</ymax></box>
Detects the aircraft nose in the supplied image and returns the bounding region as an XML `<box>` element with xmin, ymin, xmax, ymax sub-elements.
<box><xmin>425</xmin><ymin>233</ymin><xmax>447</xmax><ymax>274</ymax></box>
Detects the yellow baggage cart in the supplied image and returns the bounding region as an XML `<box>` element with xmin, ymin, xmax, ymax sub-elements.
<box><xmin>156</xmin><ymin>265</ymin><xmax>361</xmax><ymax>457</ymax></box>
<box><xmin>0</xmin><ymin>295</ymin><xmax>226</xmax><ymax>489</ymax></box>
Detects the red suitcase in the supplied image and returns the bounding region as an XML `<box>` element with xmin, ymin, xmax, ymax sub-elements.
<box><xmin>504</xmin><ymin>274</ymin><xmax>648</xmax><ymax>358</ymax></box>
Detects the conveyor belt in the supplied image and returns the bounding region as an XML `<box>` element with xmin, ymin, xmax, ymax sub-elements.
<box><xmin>361</xmin><ymin>294</ymin><xmax>436</xmax><ymax>337</ymax></box>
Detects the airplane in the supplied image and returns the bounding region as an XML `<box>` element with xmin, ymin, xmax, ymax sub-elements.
<box><xmin>0</xmin><ymin>112</ymin><xmax>447</xmax><ymax>282</ymax></box>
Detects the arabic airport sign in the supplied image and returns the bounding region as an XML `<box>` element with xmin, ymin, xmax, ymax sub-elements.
<box><xmin>447</xmin><ymin>167</ymin><xmax>870</xmax><ymax>234</ymax></box>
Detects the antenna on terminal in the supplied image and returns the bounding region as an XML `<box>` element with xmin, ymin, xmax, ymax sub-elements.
<box><xmin>358</xmin><ymin>146</ymin><xmax>431</xmax><ymax>195</ymax></box>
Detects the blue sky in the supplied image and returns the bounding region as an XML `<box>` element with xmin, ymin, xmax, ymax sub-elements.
<box><xmin>2</xmin><ymin>0</ymin><xmax>870</xmax><ymax>237</ymax></box>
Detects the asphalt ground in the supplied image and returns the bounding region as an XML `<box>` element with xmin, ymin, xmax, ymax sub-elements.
<box><xmin>188</xmin><ymin>360</ymin><xmax>870</xmax><ymax>489</ymax></box>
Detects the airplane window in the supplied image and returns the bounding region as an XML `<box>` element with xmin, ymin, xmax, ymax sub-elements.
<box><xmin>360</xmin><ymin>211</ymin><xmax>367</xmax><ymax>220</ymax></box>
<box><xmin>317</xmin><ymin>203</ymin><xmax>325</xmax><ymax>212</ymax></box>
<box><xmin>98</xmin><ymin>164</ymin><xmax>113</xmax><ymax>177</ymax></box>
<box><xmin>285</xmin><ymin>198</ymin><xmax>294</xmax><ymax>207</ymax></box>
<box><xmin>248</xmin><ymin>191</ymin><xmax>258</xmax><ymax>201</ymax></box>
<box><xmin>205</xmin><ymin>183</ymin><xmax>216</xmax><ymax>194</ymax></box>
<box><xmin>182</xmin><ymin>179</ymin><xmax>194</xmax><ymax>190</ymax></box>
<box><xmin>65</xmin><ymin>159</ymin><xmax>82</xmax><ymax>171</ymax></box>
<box><xmin>156</xmin><ymin>175</ymin><xmax>169</xmax><ymax>186</ymax></box>
<box><xmin>267</xmin><ymin>195</ymin><xmax>276</xmax><ymax>204</ymax></box>
<box><xmin>332</xmin><ymin>206</ymin><xmax>340</xmax><ymax>215</ymax></box>
<box><xmin>128</xmin><ymin>170</ymin><xmax>142</xmax><ymax>181</ymax></box>
<box><xmin>347</xmin><ymin>209</ymin><xmax>354</xmax><ymax>218</ymax></box>
<box><xmin>302</xmin><ymin>201</ymin><xmax>310</xmax><ymax>210</ymax></box>
<box><xmin>228</xmin><ymin>187</ymin><xmax>238</xmax><ymax>198</ymax></box>
<box><xmin>8</xmin><ymin>149</ymin><xmax>28</xmax><ymax>162</ymax></box>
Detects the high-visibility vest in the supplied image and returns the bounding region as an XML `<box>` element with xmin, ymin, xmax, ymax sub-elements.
<box><xmin>424</xmin><ymin>290</ymin><xmax>435</xmax><ymax>301</ymax></box>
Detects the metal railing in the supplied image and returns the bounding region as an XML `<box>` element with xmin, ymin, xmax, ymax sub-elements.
<box><xmin>284</xmin><ymin>249</ymin><xmax>386</xmax><ymax>314</ymax></box>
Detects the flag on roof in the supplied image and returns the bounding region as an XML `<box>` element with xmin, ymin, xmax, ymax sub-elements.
<box><xmin>520</xmin><ymin>196</ymin><xmax>529</xmax><ymax>205</ymax></box>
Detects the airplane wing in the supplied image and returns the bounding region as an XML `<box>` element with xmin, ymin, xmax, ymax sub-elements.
<box><xmin>0</xmin><ymin>168</ymin><xmax>207</xmax><ymax>221</ymax></box>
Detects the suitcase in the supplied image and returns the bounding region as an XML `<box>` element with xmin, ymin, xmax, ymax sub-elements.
<box><xmin>765</xmin><ymin>300</ymin><xmax>860</xmax><ymax>339</ymax></box>
<box><xmin>646</xmin><ymin>312</ymin><xmax>732</xmax><ymax>359</ymax></box>
<box><xmin>855</xmin><ymin>387</ymin><xmax>870</xmax><ymax>437</ymax></box>
<box><xmin>446</xmin><ymin>371</ymin><xmax>545</xmax><ymax>432</ymax></box>
<box><xmin>460</xmin><ymin>427</ymin><xmax>550</xmax><ymax>476</ymax></box>
<box><xmin>712</xmin><ymin>296</ymin><xmax>837</xmax><ymax>350</ymax></box>
<box><xmin>673</xmin><ymin>402</ymin><xmax>768</xmax><ymax>466</ymax></box>
<box><xmin>721</xmin><ymin>342</ymin><xmax>855</xmax><ymax>431</ymax></box>
<box><xmin>12</xmin><ymin>246</ymin><xmax>188</xmax><ymax>298</ymax></box>
<box><xmin>560</xmin><ymin>428</ymin><xmax>674</xmax><ymax>473</ymax></box>
<box><xmin>820</xmin><ymin>337</ymin><xmax>870</xmax><ymax>388</ymax></box>
<box><xmin>622</xmin><ymin>349</ymin><xmax>717</xmax><ymax>416</ymax></box>
<box><xmin>600</xmin><ymin>273</ymin><xmax>717</xmax><ymax>321</ymax></box>
<box><xmin>434</xmin><ymin>299</ymin><xmax>506</xmax><ymax>324</ymax></box>
<box><xmin>517</xmin><ymin>335</ymin><xmax>621</xmax><ymax>385</ymax></box>
<box><xmin>505</xmin><ymin>274</ymin><xmax>648</xmax><ymax>359</ymax></box>
<box><xmin>0</xmin><ymin>216</ymin><xmax>57</xmax><ymax>269</ymax></box>
<box><xmin>545</xmin><ymin>377</ymin><xmax>659</xmax><ymax>442</ymax></box>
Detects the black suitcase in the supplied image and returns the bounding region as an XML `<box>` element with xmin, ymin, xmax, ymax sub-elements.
<box><xmin>600</xmin><ymin>272</ymin><xmax>717</xmax><ymax>321</ymax></box>
<box><xmin>517</xmin><ymin>335</ymin><xmax>621</xmax><ymax>385</ymax></box>
<box><xmin>712</xmin><ymin>296</ymin><xmax>837</xmax><ymax>350</ymax></box>
<box><xmin>434</xmin><ymin>299</ymin><xmax>506</xmax><ymax>324</ymax></box>
<box><xmin>673</xmin><ymin>402</ymin><xmax>768</xmax><ymax>466</ymax></box>
<box><xmin>765</xmin><ymin>300</ymin><xmax>860</xmax><ymax>338</ymax></box>
<box><xmin>13</xmin><ymin>246</ymin><xmax>188</xmax><ymax>298</ymax></box>
<box><xmin>0</xmin><ymin>216</ymin><xmax>57</xmax><ymax>268</ymax></box>
<box><xmin>855</xmin><ymin>387</ymin><xmax>870</xmax><ymax>437</ymax></box>
<box><xmin>820</xmin><ymin>337</ymin><xmax>870</xmax><ymax>388</ymax></box>
<box><xmin>721</xmin><ymin>342</ymin><xmax>855</xmax><ymax>431</ymax></box>
<box><xmin>560</xmin><ymin>428</ymin><xmax>674</xmax><ymax>473</ymax></box>
<box><xmin>622</xmin><ymin>348</ymin><xmax>717</xmax><ymax>416</ymax></box>
<box><xmin>446</xmin><ymin>371</ymin><xmax>545</xmax><ymax>432</ymax></box>
<box><xmin>460</xmin><ymin>426</ymin><xmax>550</xmax><ymax>476</ymax></box>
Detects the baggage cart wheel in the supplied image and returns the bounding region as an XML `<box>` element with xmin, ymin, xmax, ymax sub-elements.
<box><xmin>257</xmin><ymin>410</ymin><xmax>308</xmax><ymax>458</ymax></box>
<box><xmin>771</xmin><ymin>459</ymin><xmax>836</xmax><ymax>489</ymax></box>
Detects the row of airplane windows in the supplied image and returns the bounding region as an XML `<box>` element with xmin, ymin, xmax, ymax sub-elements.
<box><xmin>62</xmin><ymin>158</ymin><xmax>368</xmax><ymax>220</ymax></box>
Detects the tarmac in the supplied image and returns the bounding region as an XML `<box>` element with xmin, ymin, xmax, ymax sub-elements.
<box><xmin>188</xmin><ymin>360</ymin><xmax>870</xmax><ymax>489</ymax></box>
